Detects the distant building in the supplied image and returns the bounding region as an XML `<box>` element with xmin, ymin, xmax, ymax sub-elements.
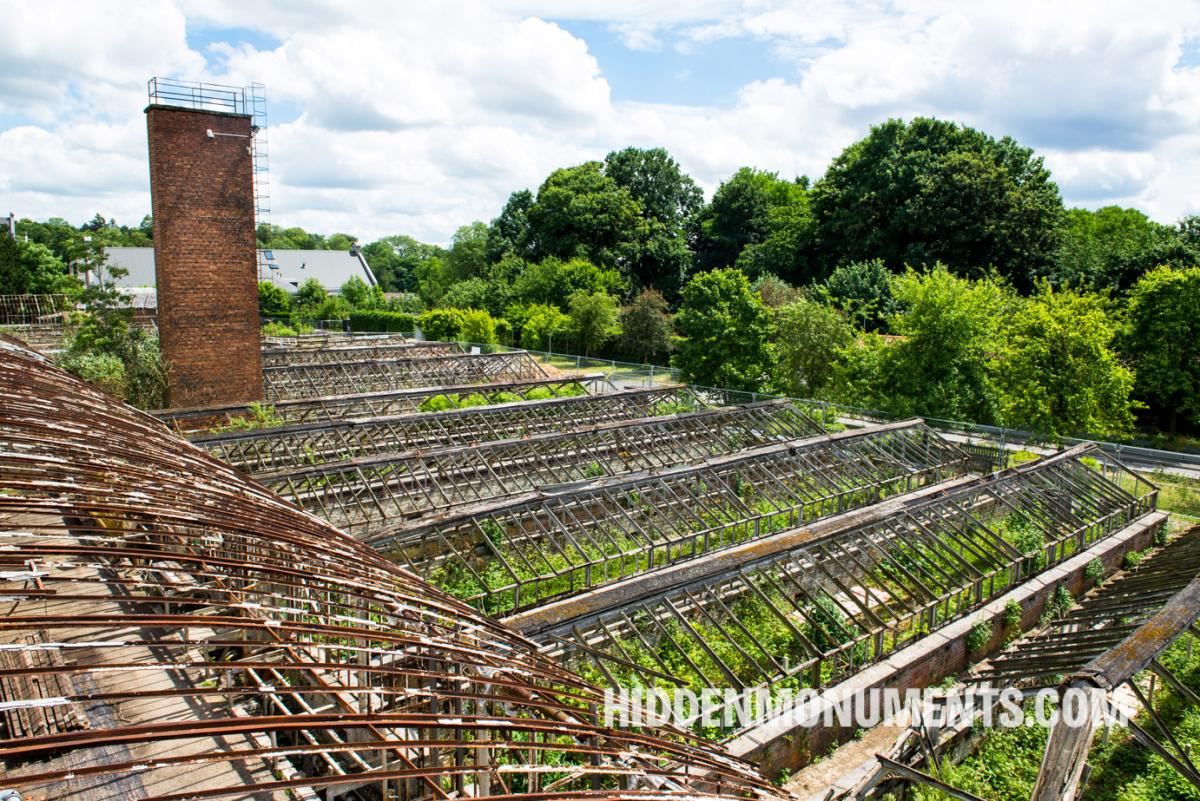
<box><xmin>101</xmin><ymin>246</ymin><xmax>378</xmax><ymax>293</ymax></box>
<box><xmin>3</xmin><ymin>212</ymin><xmax>15</xmax><ymax>238</ymax></box>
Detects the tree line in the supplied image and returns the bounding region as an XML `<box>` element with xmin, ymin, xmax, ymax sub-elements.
<box><xmin>6</xmin><ymin>117</ymin><xmax>1199</xmax><ymax>441</ymax></box>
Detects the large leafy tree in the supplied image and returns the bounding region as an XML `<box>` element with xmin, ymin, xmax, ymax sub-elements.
<box><xmin>1122</xmin><ymin>266</ymin><xmax>1200</xmax><ymax>432</ymax></box>
<box><xmin>511</xmin><ymin>257</ymin><xmax>626</xmax><ymax>309</ymax></box>
<box><xmin>819</xmin><ymin>259</ymin><xmax>895</xmax><ymax>332</ymax></box>
<box><xmin>1050</xmin><ymin>206</ymin><xmax>1198</xmax><ymax>292</ymax></box>
<box><xmin>618</xmin><ymin>289</ymin><xmax>673</xmax><ymax>364</ymax></box>
<box><xmin>876</xmin><ymin>265</ymin><xmax>1011</xmax><ymax>422</ymax></box>
<box><xmin>770</xmin><ymin>298</ymin><xmax>854</xmax><ymax>398</ymax></box>
<box><xmin>0</xmin><ymin>235</ymin><xmax>79</xmax><ymax>295</ymax></box>
<box><xmin>694</xmin><ymin>168</ymin><xmax>816</xmax><ymax>283</ymax></box>
<box><xmin>446</xmin><ymin>221</ymin><xmax>489</xmax><ymax>280</ymax></box>
<box><xmin>812</xmin><ymin>117</ymin><xmax>1064</xmax><ymax>289</ymax></box>
<box><xmin>526</xmin><ymin>162</ymin><xmax>647</xmax><ymax>273</ymax></box>
<box><xmin>673</xmin><ymin>268</ymin><xmax>772</xmax><ymax>391</ymax></box>
<box><xmin>567</xmin><ymin>290</ymin><xmax>621</xmax><ymax>356</ymax></box>
<box><xmin>995</xmin><ymin>286</ymin><xmax>1135</xmax><ymax>439</ymax></box>
<box><xmin>604</xmin><ymin>147</ymin><xmax>702</xmax><ymax>296</ymax></box>
<box><xmin>362</xmin><ymin>235</ymin><xmax>445</xmax><ymax>292</ymax></box>
<box><xmin>485</xmin><ymin>190</ymin><xmax>536</xmax><ymax>263</ymax></box>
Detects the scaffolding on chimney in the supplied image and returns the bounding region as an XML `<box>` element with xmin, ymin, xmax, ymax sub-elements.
<box><xmin>147</xmin><ymin>78</ymin><xmax>273</xmax><ymax>280</ymax></box>
<box><xmin>248</xmin><ymin>83</ymin><xmax>272</xmax><ymax>280</ymax></box>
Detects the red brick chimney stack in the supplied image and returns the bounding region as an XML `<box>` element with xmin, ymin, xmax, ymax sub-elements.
<box><xmin>146</xmin><ymin>103</ymin><xmax>264</xmax><ymax>407</ymax></box>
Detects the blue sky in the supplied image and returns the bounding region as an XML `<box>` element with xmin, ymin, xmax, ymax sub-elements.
<box><xmin>2</xmin><ymin>1</ymin><xmax>1199</xmax><ymax>243</ymax></box>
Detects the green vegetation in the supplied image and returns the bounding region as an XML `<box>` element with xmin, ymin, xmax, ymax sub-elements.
<box><xmin>415</xmin><ymin>383</ymin><xmax>586</xmax><ymax>413</ymax></box>
<box><xmin>55</xmin><ymin>244</ymin><xmax>167</xmax><ymax>409</ymax></box>
<box><xmin>912</xmin><ymin>634</ymin><xmax>1200</xmax><ymax>801</ymax></box>
<box><xmin>966</xmin><ymin>617</ymin><xmax>993</xmax><ymax>653</ymax></box>
<box><xmin>13</xmin><ymin>118</ymin><xmax>1200</xmax><ymax>444</ymax></box>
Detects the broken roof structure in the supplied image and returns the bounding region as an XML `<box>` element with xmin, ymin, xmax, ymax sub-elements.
<box><xmin>0</xmin><ymin>336</ymin><xmax>785</xmax><ymax>801</ymax></box>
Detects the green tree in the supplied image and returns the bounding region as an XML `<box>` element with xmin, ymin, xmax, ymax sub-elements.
<box><xmin>694</xmin><ymin>168</ymin><xmax>816</xmax><ymax>283</ymax></box>
<box><xmin>295</xmin><ymin>278</ymin><xmax>327</xmax><ymax>308</ymax></box>
<box><xmin>0</xmin><ymin>235</ymin><xmax>79</xmax><ymax>295</ymax></box>
<box><xmin>418</xmin><ymin>309</ymin><xmax>467</xmax><ymax>341</ymax></box>
<box><xmin>812</xmin><ymin>117</ymin><xmax>1064</xmax><ymax>289</ymax></box>
<box><xmin>519</xmin><ymin>304</ymin><xmax>571</xmax><ymax>351</ymax></box>
<box><xmin>361</xmin><ymin>235</ymin><xmax>445</xmax><ymax>292</ymax></box>
<box><xmin>567</xmin><ymin>290</ymin><xmax>620</xmax><ymax>356</ymax></box>
<box><xmin>485</xmin><ymin>190</ymin><xmax>536</xmax><ymax>263</ymax></box>
<box><xmin>447</xmin><ymin>221</ymin><xmax>489</xmax><ymax>280</ymax></box>
<box><xmin>995</xmin><ymin>285</ymin><xmax>1135</xmax><ymax>438</ymax></box>
<box><xmin>1122</xmin><ymin>266</ymin><xmax>1200</xmax><ymax>431</ymax></box>
<box><xmin>876</xmin><ymin>266</ymin><xmax>1010</xmax><ymax>422</ymax></box>
<box><xmin>258</xmin><ymin>281</ymin><xmax>291</xmax><ymax>317</ymax></box>
<box><xmin>511</xmin><ymin>257</ymin><xmax>626</xmax><ymax>308</ymax></box>
<box><xmin>770</xmin><ymin>298</ymin><xmax>854</xmax><ymax>398</ymax></box>
<box><xmin>414</xmin><ymin>256</ymin><xmax>454</xmax><ymax>306</ymax></box>
<box><xmin>619</xmin><ymin>289</ymin><xmax>673</xmax><ymax>364</ymax></box>
<box><xmin>819</xmin><ymin>259</ymin><xmax>895</xmax><ymax>332</ymax></box>
<box><xmin>338</xmin><ymin>275</ymin><xmax>383</xmax><ymax>309</ymax></box>
<box><xmin>604</xmin><ymin>147</ymin><xmax>702</xmax><ymax>295</ymax></box>
<box><xmin>673</xmin><ymin>268</ymin><xmax>772</xmax><ymax>391</ymax></box>
<box><xmin>58</xmin><ymin>241</ymin><xmax>168</xmax><ymax>409</ymax></box>
<box><xmin>459</xmin><ymin>308</ymin><xmax>498</xmax><ymax>344</ymax></box>
<box><xmin>1051</xmin><ymin>206</ymin><xmax>1198</xmax><ymax>291</ymax></box>
<box><xmin>526</xmin><ymin>162</ymin><xmax>647</xmax><ymax>272</ymax></box>
<box><xmin>441</xmin><ymin>277</ymin><xmax>504</xmax><ymax>315</ymax></box>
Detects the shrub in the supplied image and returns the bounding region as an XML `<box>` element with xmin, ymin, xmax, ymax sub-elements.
<box><xmin>1123</xmin><ymin>549</ymin><xmax>1146</xmax><ymax>569</ymax></box>
<box><xmin>1003</xmin><ymin>599</ymin><xmax>1023</xmax><ymax>630</ymax></box>
<box><xmin>419</xmin><ymin>308</ymin><xmax>467</xmax><ymax>341</ymax></box>
<box><xmin>489</xmin><ymin>391</ymin><xmax>522</xmax><ymax>404</ymax></box>
<box><xmin>418</xmin><ymin>394</ymin><xmax>459</xmax><ymax>412</ymax></box>
<box><xmin>348</xmin><ymin>310</ymin><xmax>416</xmax><ymax>333</ymax></box>
<box><xmin>258</xmin><ymin>281</ymin><xmax>291</xmax><ymax>317</ymax></box>
<box><xmin>458</xmin><ymin>393</ymin><xmax>491</xmax><ymax>408</ymax></box>
<box><xmin>1084</xmin><ymin>557</ymin><xmax>1104</xmax><ymax>582</ymax></box>
<box><xmin>966</xmin><ymin>617</ymin><xmax>992</xmax><ymax>652</ymax></box>
<box><xmin>1050</xmin><ymin>585</ymin><xmax>1074</xmax><ymax>618</ymax></box>
<box><xmin>525</xmin><ymin>387</ymin><xmax>554</xmax><ymax>400</ymax></box>
<box><xmin>59</xmin><ymin>351</ymin><xmax>126</xmax><ymax>397</ymax></box>
<box><xmin>459</xmin><ymin>308</ymin><xmax>498</xmax><ymax>344</ymax></box>
<box><xmin>262</xmin><ymin>321</ymin><xmax>298</xmax><ymax>337</ymax></box>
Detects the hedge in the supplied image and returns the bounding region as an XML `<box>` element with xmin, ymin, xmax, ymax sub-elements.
<box><xmin>348</xmin><ymin>310</ymin><xmax>416</xmax><ymax>333</ymax></box>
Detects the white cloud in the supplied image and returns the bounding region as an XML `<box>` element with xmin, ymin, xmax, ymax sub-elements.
<box><xmin>2</xmin><ymin>0</ymin><xmax>1200</xmax><ymax>244</ymax></box>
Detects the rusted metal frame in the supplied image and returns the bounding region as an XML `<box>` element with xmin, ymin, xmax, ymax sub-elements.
<box><xmin>850</xmin><ymin>528</ymin><xmax>924</xmax><ymax>623</ymax></box>
<box><xmin>260</xmin><ymin>341</ymin><xmax>463</xmax><ymax>367</ymax></box>
<box><xmin>873</xmin><ymin>755</ymin><xmax>988</xmax><ymax>801</ymax></box>
<box><xmin>156</xmin><ymin>374</ymin><xmax>613</xmax><ymax>431</ymax></box>
<box><xmin>660</xmin><ymin>595</ymin><xmax>746</xmax><ymax>690</ymax></box>
<box><xmin>261</xmin><ymin>351</ymin><xmax>546</xmax><ymax>400</ymax></box>
<box><xmin>679</xmin><ymin>585</ymin><xmax>770</xmax><ymax>686</ymax></box>
<box><xmin>373</xmin><ymin>423</ymin><xmax>970</xmax><ymax>610</ymax></box>
<box><xmin>609</xmin><ymin>612</ymin><xmax>684</xmax><ymax>683</ymax></box>
<box><xmin>806</xmin><ymin>540</ymin><xmax>890</xmax><ymax>632</ymax></box>
<box><xmin>1128</xmin><ymin>679</ymin><xmax>1200</xmax><ymax>785</ymax></box>
<box><xmin>822</xmin><ymin>533</ymin><xmax>905</xmax><ymax>628</ymax></box>
<box><xmin>698</xmin><ymin>582</ymin><xmax>789</xmax><ymax>679</ymax></box>
<box><xmin>640</xmin><ymin>602</ymin><xmax>716</xmax><ymax>688</ymax></box>
<box><xmin>278</xmin><ymin>402</ymin><xmax>821</xmax><ymax>535</ymax></box>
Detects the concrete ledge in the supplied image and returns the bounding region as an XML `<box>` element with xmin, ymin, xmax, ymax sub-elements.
<box><xmin>727</xmin><ymin>510</ymin><xmax>1168</xmax><ymax>780</ymax></box>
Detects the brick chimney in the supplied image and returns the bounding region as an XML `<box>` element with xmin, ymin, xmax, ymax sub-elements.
<box><xmin>145</xmin><ymin>102</ymin><xmax>264</xmax><ymax>407</ymax></box>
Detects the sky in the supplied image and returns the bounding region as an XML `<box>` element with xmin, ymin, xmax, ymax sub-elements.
<box><xmin>2</xmin><ymin>0</ymin><xmax>1200</xmax><ymax>245</ymax></box>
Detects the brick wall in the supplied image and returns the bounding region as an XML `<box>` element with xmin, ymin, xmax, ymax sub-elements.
<box><xmin>146</xmin><ymin>105</ymin><xmax>263</xmax><ymax>407</ymax></box>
